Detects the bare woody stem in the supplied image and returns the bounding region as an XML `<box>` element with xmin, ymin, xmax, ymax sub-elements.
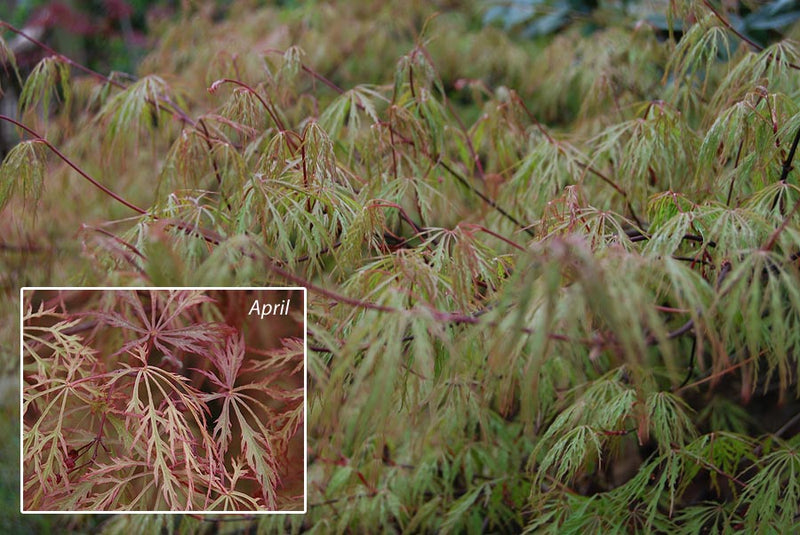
<box><xmin>762</xmin><ymin>126</ymin><xmax>800</xmax><ymax>250</ymax></box>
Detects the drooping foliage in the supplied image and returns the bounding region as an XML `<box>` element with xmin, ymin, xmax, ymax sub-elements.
<box><xmin>3</xmin><ymin>0</ymin><xmax>800</xmax><ymax>532</ymax></box>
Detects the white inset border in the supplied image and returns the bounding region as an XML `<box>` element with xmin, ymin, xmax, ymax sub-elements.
<box><xmin>20</xmin><ymin>286</ymin><xmax>307</xmax><ymax>515</ymax></box>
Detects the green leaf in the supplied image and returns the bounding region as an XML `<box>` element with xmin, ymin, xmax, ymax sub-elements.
<box><xmin>0</xmin><ymin>139</ymin><xmax>46</xmax><ymax>213</ymax></box>
<box><xmin>18</xmin><ymin>56</ymin><xmax>71</xmax><ymax>116</ymax></box>
<box><xmin>96</xmin><ymin>75</ymin><xmax>176</xmax><ymax>155</ymax></box>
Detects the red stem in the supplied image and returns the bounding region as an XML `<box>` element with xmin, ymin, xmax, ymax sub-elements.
<box><xmin>296</xmin><ymin>60</ymin><xmax>532</xmax><ymax>236</ymax></box>
<box><xmin>0</xmin><ymin>21</ymin><xmax>124</xmax><ymax>89</ymax></box>
<box><xmin>1</xmin><ymin>22</ymin><xmax>196</xmax><ymax>127</ymax></box>
<box><xmin>0</xmin><ymin>114</ymin><xmax>147</xmax><ymax>214</ymax></box>
<box><xmin>208</xmin><ymin>78</ymin><xmax>293</xmax><ymax>148</ymax></box>
<box><xmin>702</xmin><ymin>0</ymin><xmax>800</xmax><ymax>70</ymax></box>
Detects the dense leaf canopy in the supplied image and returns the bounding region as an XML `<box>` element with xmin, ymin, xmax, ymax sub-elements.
<box><xmin>3</xmin><ymin>0</ymin><xmax>800</xmax><ymax>532</ymax></box>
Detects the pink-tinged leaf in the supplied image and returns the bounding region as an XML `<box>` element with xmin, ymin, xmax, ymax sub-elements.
<box><xmin>158</xmin><ymin>290</ymin><xmax>216</xmax><ymax>326</ymax></box>
<box><xmin>272</xmin><ymin>400</ymin><xmax>304</xmax><ymax>454</ymax></box>
<box><xmin>192</xmin><ymin>333</ymin><xmax>244</xmax><ymax>455</ymax></box>
<box><xmin>196</xmin><ymin>332</ymin><xmax>282</xmax><ymax>507</ymax></box>
<box><xmin>208</xmin><ymin>79</ymin><xmax>225</xmax><ymax>94</ymax></box>
<box><xmin>207</xmin><ymin>459</ymin><xmax>264</xmax><ymax>510</ymax></box>
<box><xmin>93</xmin><ymin>290</ymin><xmax>227</xmax><ymax>360</ymax></box>
<box><xmin>245</xmin><ymin>337</ymin><xmax>305</xmax><ymax>375</ymax></box>
<box><xmin>209</xmin><ymin>331</ymin><xmax>247</xmax><ymax>389</ymax></box>
<box><xmin>232</xmin><ymin>400</ymin><xmax>279</xmax><ymax>509</ymax></box>
<box><xmin>213</xmin><ymin>396</ymin><xmax>235</xmax><ymax>453</ymax></box>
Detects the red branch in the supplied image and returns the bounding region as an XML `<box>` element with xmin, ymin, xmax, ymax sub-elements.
<box><xmin>0</xmin><ymin>114</ymin><xmax>147</xmax><ymax>214</ymax></box>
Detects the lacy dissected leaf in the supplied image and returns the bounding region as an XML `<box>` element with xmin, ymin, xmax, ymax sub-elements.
<box><xmin>195</xmin><ymin>333</ymin><xmax>281</xmax><ymax>508</ymax></box>
<box><xmin>22</xmin><ymin>304</ymin><xmax>104</xmax><ymax>510</ymax></box>
<box><xmin>94</xmin><ymin>289</ymin><xmax>225</xmax><ymax>361</ymax></box>
<box><xmin>738</xmin><ymin>444</ymin><xmax>800</xmax><ymax>531</ymax></box>
<box><xmin>318</xmin><ymin>84</ymin><xmax>386</xmax><ymax>146</ymax></box>
<box><xmin>95</xmin><ymin>74</ymin><xmax>180</xmax><ymax>155</ymax></box>
<box><xmin>18</xmin><ymin>56</ymin><xmax>71</xmax><ymax>116</ymax></box>
<box><xmin>112</xmin><ymin>349</ymin><xmax>218</xmax><ymax>510</ymax></box>
<box><xmin>23</xmin><ymin>303</ymin><xmax>98</xmax><ymax>380</ymax></box>
<box><xmin>246</xmin><ymin>336</ymin><xmax>305</xmax><ymax>376</ymax></box>
<box><xmin>0</xmin><ymin>139</ymin><xmax>47</xmax><ymax>213</ymax></box>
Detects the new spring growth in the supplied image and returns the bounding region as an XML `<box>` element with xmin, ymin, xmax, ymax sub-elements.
<box><xmin>248</xmin><ymin>298</ymin><xmax>291</xmax><ymax>318</ymax></box>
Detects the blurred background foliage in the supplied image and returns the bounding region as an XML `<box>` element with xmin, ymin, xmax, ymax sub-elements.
<box><xmin>483</xmin><ymin>0</ymin><xmax>800</xmax><ymax>43</ymax></box>
<box><xmin>6</xmin><ymin>0</ymin><xmax>800</xmax><ymax>74</ymax></box>
<box><xmin>1</xmin><ymin>0</ymin><xmax>171</xmax><ymax>72</ymax></box>
<box><xmin>6</xmin><ymin>1</ymin><xmax>800</xmax><ymax>127</ymax></box>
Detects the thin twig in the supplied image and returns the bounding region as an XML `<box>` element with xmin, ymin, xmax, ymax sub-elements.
<box><xmin>779</xmin><ymin>125</ymin><xmax>800</xmax><ymax>183</ymax></box>
<box><xmin>702</xmin><ymin>0</ymin><xmax>800</xmax><ymax>70</ymax></box>
<box><xmin>0</xmin><ymin>114</ymin><xmax>147</xmax><ymax>214</ymax></box>
<box><xmin>726</xmin><ymin>139</ymin><xmax>744</xmax><ymax>206</ymax></box>
<box><xmin>296</xmin><ymin>60</ymin><xmax>533</xmax><ymax>236</ymax></box>
<box><xmin>773</xmin><ymin>411</ymin><xmax>800</xmax><ymax>439</ymax></box>
<box><xmin>208</xmin><ymin>79</ymin><xmax>293</xmax><ymax>148</ymax></box>
<box><xmin>0</xmin><ymin>22</ymin><xmax>197</xmax><ymax>127</ymax></box>
<box><xmin>197</xmin><ymin>119</ymin><xmax>233</xmax><ymax>212</ymax></box>
<box><xmin>511</xmin><ymin>91</ymin><xmax>644</xmax><ymax>228</ymax></box>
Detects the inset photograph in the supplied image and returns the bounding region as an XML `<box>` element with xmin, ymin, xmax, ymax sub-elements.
<box><xmin>21</xmin><ymin>287</ymin><xmax>306</xmax><ymax>513</ymax></box>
